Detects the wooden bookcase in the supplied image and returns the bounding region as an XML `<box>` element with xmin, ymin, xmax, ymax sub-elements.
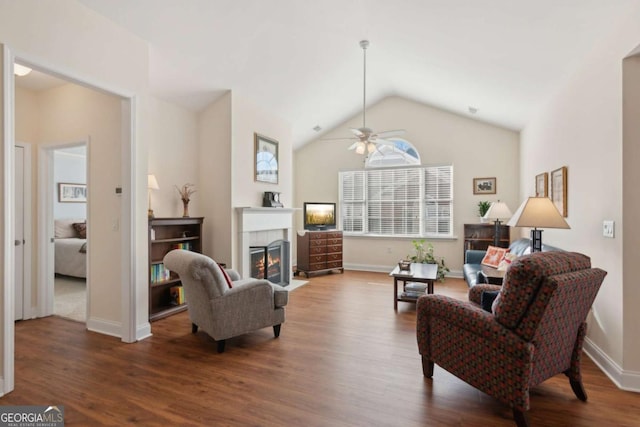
<box><xmin>148</xmin><ymin>217</ymin><xmax>204</xmax><ymax>321</ymax></box>
<box><xmin>296</xmin><ymin>230</ymin><xmax>344</xmax><ymax>278</ymax></box>
<box><xmin>463</xmin><ymin>223</ymin><xmax>510</xmax><ymax>259</ymax></box>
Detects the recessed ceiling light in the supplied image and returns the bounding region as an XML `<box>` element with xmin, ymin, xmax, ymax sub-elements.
<box><xmin>14</xmin><ymin>64</ymin><xmax>32</xmax><ymax>77</ymax></box>
<box><xmin>313</xmin><ymin>125</ymin><xmax>322</xmax><ymax>132</ymax></box>
<box><xmin>468</xmin><ymin>106</ymin><xmax>478</xmax><ymax>114</ymax></box>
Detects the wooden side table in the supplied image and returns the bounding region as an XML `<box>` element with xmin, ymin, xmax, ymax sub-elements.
<box><xmin>389</xmin><ymin>263</ymin><xmax>438</xmax><ymax>310</ymax></box>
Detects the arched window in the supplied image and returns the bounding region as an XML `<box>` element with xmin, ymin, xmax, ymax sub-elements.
<box><xmin>365</xmin><ymin>138</ymin><xmax>421</xmax><ymax>168</ymax></box>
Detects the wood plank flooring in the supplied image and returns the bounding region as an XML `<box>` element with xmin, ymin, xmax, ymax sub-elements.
<box><xmin>2</xmin><ymin>271</ymin><xmax>639</xmax><ymax>426</ymax></box>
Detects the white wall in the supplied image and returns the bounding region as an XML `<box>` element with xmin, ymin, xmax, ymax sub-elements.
<box><xmin>294</xmin><ymin>96</ymin><xmax>519</xmax><ymax>274</ymax></box>
<box><xmin>53</xmin><ymin>147</ymin><xmax>86</xmax><ymax>220</ymax></box>
<box><xmin>520</xmin><ymin>5</ymin><xmax>640</xmax><ymax>390</ymax></box>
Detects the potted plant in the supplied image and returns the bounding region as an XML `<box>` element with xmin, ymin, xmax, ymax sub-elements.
<box><xmin>478</xmin><ymin>201</ymin><xmax>491</xmax><ymax>222</ymax></box>
<box><xmin>407</xmin><ymin>239</ymin><xmax>449</xmax><ymax>282</ymax></box>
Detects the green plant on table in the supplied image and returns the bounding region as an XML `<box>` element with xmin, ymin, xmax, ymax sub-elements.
<box><xmin>407</xmin><ymin>239</ymin><xmax>449</xmax><ymax>282</ymax></box>
<box><xmin>478</xmin><ymin>201</ymin><xmax>491</xmax><ymax>217</ymax></box>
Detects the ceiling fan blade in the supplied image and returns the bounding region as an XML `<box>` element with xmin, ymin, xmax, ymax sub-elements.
<box><xmin>347</xmin><ymin>142</ymin><xmax>359</xmax><ymax>150</ymax></box>
<box><xmin>375</xmin><ymin>129</ymin><xmax>406</xmax><ymax>139</ymax></box>
<box><xmin>350</xmin><ymin>128</ymin><xmax>365</xmax><ymax>138</ymax></box>
<box><xmin>320</xmin><ymin>136</ymin><xmax>358</xmax><ymax>141</ymax></box>
<box><xmin>374</xmin><ymin>138</ymin><xmax>396</xmax><ymax>147</ymax></box>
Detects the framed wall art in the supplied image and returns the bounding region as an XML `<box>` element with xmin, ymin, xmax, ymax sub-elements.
<box><xmin>535</xmin><ymin>172</ymin><xmax>548</xmax><ymax>197</ymax></box>
<box><xmin>58</xmin><ymin>182</ymin><xmax>87</xmax><ymax>203</ymax></box>
<box><xmin>473</xmin><ymin>177</ymin><xmax>496</xmax><ymax>195</ymax></box>
<box><xmin>550</xmin><ymin>166</ymin><xmax>567</xmax><ymax>217</ymax></box>
<box><xmin>254</xmin><ymin>133</ymin><xmax>279</xmax><ymax>184</ymax></box>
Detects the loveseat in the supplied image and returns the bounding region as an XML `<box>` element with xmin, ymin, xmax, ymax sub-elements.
<box><xmin>463</xmin><ymin>238</ymin><xmax>562</xmax><ymax>287</ymax></box>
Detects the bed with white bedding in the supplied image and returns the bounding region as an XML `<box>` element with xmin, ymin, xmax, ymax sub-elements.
<box><xmin>54</xmin><ymin>218</ymin><xmax>87</xmax><ymax>278</ymax></box>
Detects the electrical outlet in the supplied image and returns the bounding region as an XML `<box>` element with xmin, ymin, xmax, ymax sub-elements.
<box><xmin>603</xmin><ymin>220</ymin><xmax>614</xmax><ymax>238</ymax></box>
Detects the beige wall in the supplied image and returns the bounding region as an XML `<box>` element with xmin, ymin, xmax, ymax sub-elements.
<box><xmin>294</xmin><ymin>96</ymin><xmax>519</xmax><ymax>273</ymax></box>
<box><xmin>520</xmin><ymin>6</ymin><xmax>640</xmax><ymax>389</ymax></box>
<box><xmin>198</xmin><ymin>92</ymin><xmax>233</xmax><ymax>263</ymax></box>
<box><xmin>147</xmin><ymin>97</ymin><xmax>199</xmax><ymax>218</ymax></box>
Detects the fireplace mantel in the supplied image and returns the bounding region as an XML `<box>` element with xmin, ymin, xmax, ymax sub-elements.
<box><xmin>235</xmin><ymin>207</ymin><xmax>297</xmax><ymax>283</ymax></box>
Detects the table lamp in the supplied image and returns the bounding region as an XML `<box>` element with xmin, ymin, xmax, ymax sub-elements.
<box><xmin>147</xmin><ymin>174</ymin><xmax>160</xmax><ymax>218</ymax></box>
<box><xmin>483</xmin><ymin>201</ymin><xmax>513</xmax><ymax>246</ymax></box>
<box><xmin>507</xmin><ymin>197</ymin><xmax>569</xmax><ymax>252</ymax></box>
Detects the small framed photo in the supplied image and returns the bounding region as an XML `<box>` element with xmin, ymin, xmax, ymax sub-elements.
<box><xmin>551</xmin><ymin>166</ymin><xmax>568</xmax><ymax>217</ymax></box>
<box><xmin>473</xmin><ymin>177</ymin><xmax>496</xmax><ymax>195</ymax></box>
<box><xmin>58</xmin><ymin>183</ymin><xmax>87</xmax><ymax>203</ymax></box>
<box><xmin>254</xmin><ymin>133</ymin><xmax>279</xmax><ymax>184</ymax></box>
<box><xmin>535</xmin><ymin>172</ymin><xmax>548</xmax><ymax>197</ymax></box>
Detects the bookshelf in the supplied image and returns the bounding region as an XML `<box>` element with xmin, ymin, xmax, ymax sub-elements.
<box><xmin>148</xmin><ymin>217</ymin><xmax>204</xmax><ymax>321</ymax></box>
<box><xmin>463</xmin><ymin>223</ymin><xmax>510</xmax><ymax>259</ymax></box>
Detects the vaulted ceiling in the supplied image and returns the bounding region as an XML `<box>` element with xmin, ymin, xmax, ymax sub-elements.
<box><xmin>77</xmin><ymin>0</ymin><xmax>640</xmax><ymax>149</ymax></box>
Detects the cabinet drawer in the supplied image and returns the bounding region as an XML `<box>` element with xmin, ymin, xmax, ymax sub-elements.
<box><xmin>326</xmin><ymin>260</ymin><xmax>343</xmax><ymax>269</ymax></box>
<box><xmin>309</xmin><ymin>254</ymin><xmax>326</xmax><ymax>264</ymax></box>
<box><xmin>309</xmin><ymin>239</ymin><xmax>327</xmax><ymax>247</ymax></box>
<box><xmin>326</xmin><ymin>244</ymin><xmax>342</xmax><ymax>253</ymax></box>
<box><xmin>308</xmin><ymin>262</ymin><xmax>327</xmax><ymax>271</ymax></box>
<box><xmin>326</xmin><ymin>238</ymin><xmax>342</xmax><ymax>246</ymax></box>
<box><xmin>309</xmin><ymin>233</ymin><xmax>326</xmax><ymax>240</ymax></box>
<box><xmin>327</xmin><ymin>253</ymin><xmax>342</xmax><ymax>261</ymax></box>
<box><xmin>326</xmin><ymin>231</ymin><xmax>342</xmax><ymax>239</ymax></box>
<box><xmin>309</xmin><ymin>246</ymin><xmax>326</xmax><ymax>255</ymax></box>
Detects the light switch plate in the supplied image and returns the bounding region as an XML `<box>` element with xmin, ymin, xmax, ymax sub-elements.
<box><xmin>603</xmin><ymin>220</ymin><xmax>615</xmax><ymax>238</ymax></box>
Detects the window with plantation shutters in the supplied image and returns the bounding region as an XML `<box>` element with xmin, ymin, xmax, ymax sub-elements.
<box><xmin>339</xmin><ymin>165</ymin><xmax>453</xmax><ymax>237</ymax></box>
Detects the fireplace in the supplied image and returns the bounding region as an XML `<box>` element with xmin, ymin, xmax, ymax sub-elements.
<box><xmin>250</xmin><ymin>240</ymin><xmax>291</xmax><ymax>286</ymax></box>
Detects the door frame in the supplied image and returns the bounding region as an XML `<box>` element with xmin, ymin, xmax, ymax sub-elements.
<box><xmin>38</xmin><ymin>140</ymin><xmax>88</xmax><ymax>319</ymax></box>
<box><xmin>1</xmin><ymin>44</ymin><xmax>143</xmax><ymax>396</ymax></box>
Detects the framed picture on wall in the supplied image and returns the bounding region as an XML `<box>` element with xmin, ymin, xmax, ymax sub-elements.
<box><xmin>58</xmin><ymin>182</ymin><xmax>87</xmax><ymax>203</ymax></box>
<box><xmin>473</xmin><ymin>177</ymin><xmax>496</xmax><ymax>195</ymax></box>
<box><xmin>254</xmin><ymin>133</ymin><xmax>279</xmax><ymax>184</ymax></box>
<box><xmin>535</xmin><ymin>172</ymin><xmax>548</xmax><ymax>197</ymax></box>
<box><xmin>550</xmin><ymin>166</ymin><xmax>568</xmax><ymax>217</ymax></box>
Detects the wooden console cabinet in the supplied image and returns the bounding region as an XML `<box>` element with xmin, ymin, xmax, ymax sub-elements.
<box><xmin>463</xmin><ymin>223</ymin><xmax>510</xmax><ymax>259</ymax></box>
<box><xmin>296</xmin><ymin>230</ymin><xmax>344</xmax><ymax>278</ymax></box>
<box><xmin>149</xmin><ymin>217</ymin><xmax>203</xmax><ymax>321</ymax></box>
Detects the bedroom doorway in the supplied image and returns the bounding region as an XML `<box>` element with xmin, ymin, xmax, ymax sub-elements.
<box><xmin>51</xmin><ymin>144</ymin><xmax>88</xmax><ymax>322</ymax></box>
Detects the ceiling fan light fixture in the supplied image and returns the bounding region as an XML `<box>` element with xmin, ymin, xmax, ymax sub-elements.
<box><xmin>367</xmin><ymin>142</ymin><xmax>376</xmax><ymax>154</ymax></box>
<box><xmin>355</xmin><ymin>142</ymin><xmax>366</xmax><ymax>155</ymax></box>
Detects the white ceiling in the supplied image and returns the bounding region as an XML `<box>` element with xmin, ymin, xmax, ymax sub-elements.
<box><xmin>74</xmin><ymin>0</ymin><xmax>639</xmax><ymax>149</ymax></box>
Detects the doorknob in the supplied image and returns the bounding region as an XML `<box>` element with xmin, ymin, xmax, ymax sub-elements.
<box><xmin>14</xmin><ymin>240</ymin><xmax>21</xmax><ymax>246</ymax></box>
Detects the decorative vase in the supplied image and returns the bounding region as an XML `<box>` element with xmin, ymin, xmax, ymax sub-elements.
<box><xmin>182</xmin><ymin>199</ymin><xmax>190</xmax><ymax>217</ymax></box>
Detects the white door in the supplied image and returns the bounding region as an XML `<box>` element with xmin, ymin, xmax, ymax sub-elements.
<box><xmin>15</xmin><ymin>145</ymin><xmax>24</xmax><ymax>320</ymax></box>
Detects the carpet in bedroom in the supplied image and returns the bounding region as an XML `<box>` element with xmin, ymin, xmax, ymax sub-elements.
<box><xmin>54</xmin><ymin>275</ymin><xmax>86</xmax><ymax>322</ymax></box>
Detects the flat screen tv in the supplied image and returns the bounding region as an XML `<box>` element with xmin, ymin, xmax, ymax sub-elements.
<box><xmin>303</xmin><ymin>202</ymin><xmax>336</xmax><ymax>230</ymax></box>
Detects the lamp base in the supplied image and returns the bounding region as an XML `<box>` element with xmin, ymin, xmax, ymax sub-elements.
<box><xmin>530</xmin><ymin>229</ymin><xmax>543</xmax><ymax>252</ymax></box>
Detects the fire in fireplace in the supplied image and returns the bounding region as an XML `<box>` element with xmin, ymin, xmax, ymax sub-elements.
<box><xmin>250</xmin><ymin>240</ymin><xmax>290</xmax><ymax>286</ymax></box>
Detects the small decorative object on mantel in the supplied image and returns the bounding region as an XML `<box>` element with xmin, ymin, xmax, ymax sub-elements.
<box><xmin>175</xmin><ymin>183</ymin><xmax>196</xmax><ymax>217</ymax></box>
<box><xmin>263</xmin><ymin>191</ymin><xmax>283</xmax><ymax>207</ymax></box>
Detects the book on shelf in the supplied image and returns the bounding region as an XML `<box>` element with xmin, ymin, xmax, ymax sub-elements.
<box><xmin>170</xmin><ymin>286</ymin><xmax>185</xmax><ymax>305</ymax></box>
<box><xmin>150</xmin><ymin>262</ymin><xmax>171</xmax><ymax>283</ymax></box>
<box><xmin>404</xmin><ymin>282</ymin><xmax>428</xmax><ymax>293</ymax></box>
<box><xmin>400</xmin><ymin>291</ymin><xmax>425</xmax><ymax>299</ymax></box>
<box><xmin>173</xmin><ymin>242</ymin><xmax>191</xmax><ymax>251</ymax></box>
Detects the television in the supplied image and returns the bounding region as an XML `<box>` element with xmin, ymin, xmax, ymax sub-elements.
<box><xmin>303</xmin><ymin>202</ymin><xmax>337</xmax><ymax>230</ymax></box>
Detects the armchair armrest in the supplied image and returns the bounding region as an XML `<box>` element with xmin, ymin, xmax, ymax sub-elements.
<box><xmin>225</xmin><ymin>269</ymin><xmax>241</xmax><ymax>281</ymax></box>
<box><xmin>465</xmin><ymin>249</ymin><xmax>487</xmax><ymax>264</ymax></box>
<box><xmin>468</xmin><ymin>284</ymin><xmax>502</xmax><ymax>305</ymax></box>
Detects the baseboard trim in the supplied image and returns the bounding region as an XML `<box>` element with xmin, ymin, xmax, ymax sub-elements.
<box><xmin>86</xmin><ymin>317</ymin><xmax>122</xmax><ymax>339</ymax></box>
<box><xmin>584</xmin><ymin>337</ymin><xmax>640</xmax><ymax>392</ymax></box>
<box><xmin>136</xmin><ymin>323</ymin><xmax>152</xmax><ymax>341</ymax></box>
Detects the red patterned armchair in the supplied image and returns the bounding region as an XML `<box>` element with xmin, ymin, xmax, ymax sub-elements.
<box><xmin>416</xmin><ymin>251</ymin><xmax>606</xmax><ymax>427</ymax></box>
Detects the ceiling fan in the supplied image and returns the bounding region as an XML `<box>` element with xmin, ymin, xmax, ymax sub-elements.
<box><xmin>326</xmin><ymin>40</ymin><xmax>405</xmax><ymax>155</ymax></box>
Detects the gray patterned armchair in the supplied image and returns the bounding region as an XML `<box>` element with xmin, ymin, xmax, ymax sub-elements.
<box><xmin>163</xmin><ymin>249</ymin><xmax>288</xmax><ymax>352</ymax></box>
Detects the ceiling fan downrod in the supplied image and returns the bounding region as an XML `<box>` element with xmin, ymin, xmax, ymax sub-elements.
<box><xmin>360</xmin><ymin>40</ymin><xmax>369</xmax><ymax>130</ymax></box>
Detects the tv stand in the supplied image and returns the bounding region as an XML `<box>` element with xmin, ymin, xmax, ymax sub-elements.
<box><xmin>296</xmin><ymin>230</ymin><xmax>344</xmax><ymax>278</ymax></box>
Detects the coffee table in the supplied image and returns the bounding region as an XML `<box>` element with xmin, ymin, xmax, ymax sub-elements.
<box><xmin>389</xmin><ymin>263</ymin><xmax>438</xmax><ymax>310</ymax></box>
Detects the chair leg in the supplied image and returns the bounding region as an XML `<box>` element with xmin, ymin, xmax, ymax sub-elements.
<box><xmin>569</xmin><ymin>378</ymin><xmax>588</xmax><ymax>402</ymax></box>
<box><xmin>191</xmin><ymin>323</ymin><xmax>198</xmax><ymax>334</ymax></box>
<box><xmin>216</xmin><ymin>340</ymin><xmax>226</xmax><ymax>353</ymax></box>
<box><xmin>422</xmin><ymin>356</ymin><xmax>434</xmax><ymax>378</ymax></box>
<box><xmin>513</xmin><ymin>409</ymin><xmax>530</xmax><ymax>427</ymax></box>
<box><xmin>273</xmin><ymin>324</ymin><xmax>281</xmax><ymax>338</ymax></box>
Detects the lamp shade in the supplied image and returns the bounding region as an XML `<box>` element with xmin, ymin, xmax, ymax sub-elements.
<box><xmin>507</xmin><ymin>197</ymin><xmax>569</xmax><ymax>229</ymax></box>
<box><xmin>483</xmin><ymin>201</ymin><xmax>512</xmax><ymax>220</ymax></box>
<box><xmin>147</xmin><ymin>174</ymin><xmax>160</xmax><ymax>190</ymax></box>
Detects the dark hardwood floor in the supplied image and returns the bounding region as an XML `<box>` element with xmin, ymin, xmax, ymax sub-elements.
<box><xmin>2</xmin><ymin>271</ymin><xmax>639</xmax><ymax>426</ymax></box>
